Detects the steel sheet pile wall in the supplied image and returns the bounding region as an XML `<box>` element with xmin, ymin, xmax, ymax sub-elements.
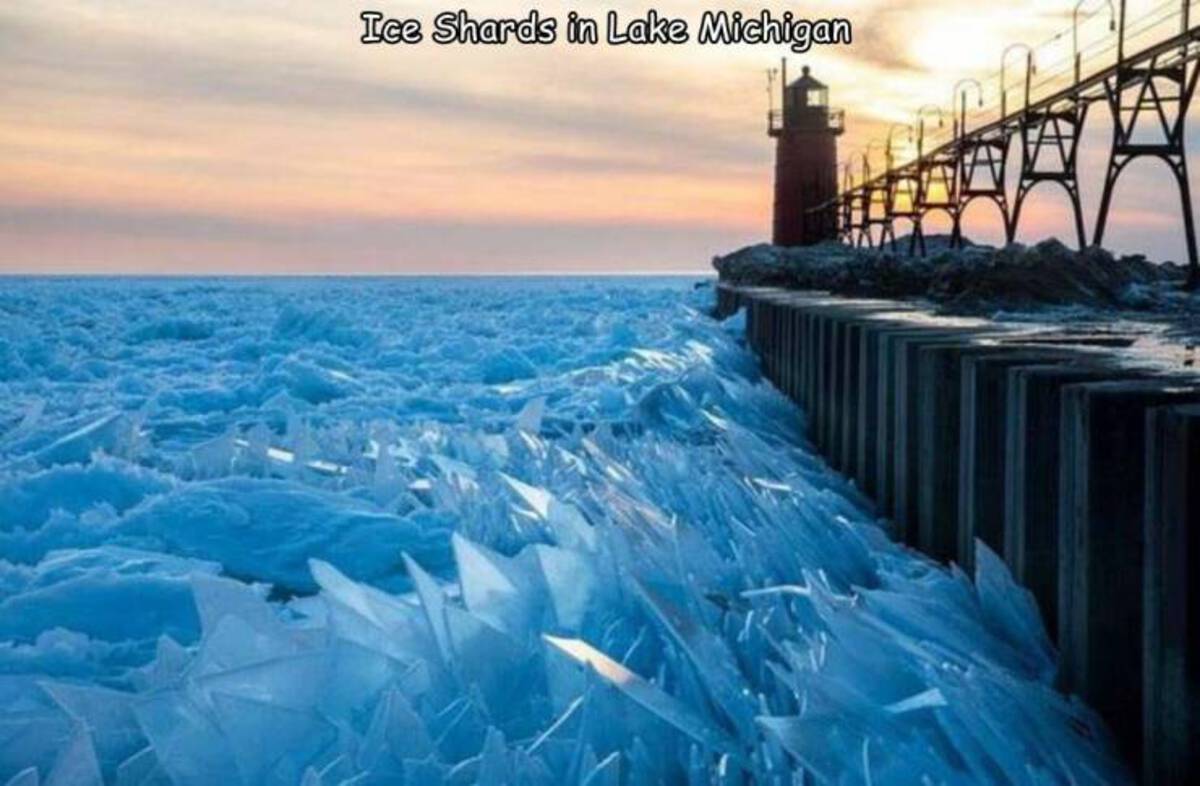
<box><xmin>716</xmin><ymin>283</ymin><xmax>1199</xmax><ymax>783</ymax></box>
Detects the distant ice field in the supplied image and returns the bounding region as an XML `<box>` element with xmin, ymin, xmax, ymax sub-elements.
<box><xmin>0</xmin><ymin>277</ymin><xmax>1130</xmax><ymax>785</ymax></box>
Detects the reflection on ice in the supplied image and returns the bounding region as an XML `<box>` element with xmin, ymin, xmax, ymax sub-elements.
<box><xmin>0</xmin><ymin>278</ymin><xmax>1132</xmax><ymax>784</ymax></box>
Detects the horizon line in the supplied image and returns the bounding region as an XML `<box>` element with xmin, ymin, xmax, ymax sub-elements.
<box><xmin>0</xmin><ymin>269</ymin><xmax>717</xmax><ymax>279</ymax></box>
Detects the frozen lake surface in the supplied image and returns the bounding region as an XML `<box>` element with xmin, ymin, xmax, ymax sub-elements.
<box><xmin>0</xmin><ymin>277</ymin><xmax>1129</xmax><ymax>785</ymax></box>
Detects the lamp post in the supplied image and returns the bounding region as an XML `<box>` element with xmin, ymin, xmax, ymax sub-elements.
<box><xmin>885</xmin><ymin>123</ymin><xmax>913</xmax><ymax>171</ymax></box>
<box><xmin>884</xmin><ymin>124</ymin><xmax>914</xmax><ymax>219</ymax></box>
<box><xmin>915</xmin><ymin>105</ymin><xmax>945</xmax><ymax>160</ymax></box>
<box><xmin>912</xmin><ymin>106</ymin><xmax>946</xmax><ymax>229</ymax></box>
<box><xmin>952</xmin><ymin>79</ymin><xmax>984</xmax><ymax>142</ymax></box>
<box><xmin>862</xmin><ymin>139</ymin><xmax>887</xmax><ymax>227</ymax></box>
<box><xmin>1073</xmin><ymin>0</ymin><xmax>1117</xmax><ymax>83</ymax></box>
<box><xmin>863</xmin><ymin>139</ymin><xmax>894</xmax><ymax>248</ymax></box>
<box><xmin>863</xmin><ymin>139</ymin><xmax>887</xmax><ymax>184</ymax></box>
<box><xmin>841</xmin><ymin>160</ymin><xmax>855</xmax><ymax>239</ymax></box>
<box><xmin>1000</xmin><ymin>43</ymin><xmax>1037</xmax><ymax>118</ymax></box>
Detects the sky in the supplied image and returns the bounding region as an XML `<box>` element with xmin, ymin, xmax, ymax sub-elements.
<box><xmin>1</xmin><ymin>0</ymin><xmax>1197</xmax><ymax>274</ymax></box>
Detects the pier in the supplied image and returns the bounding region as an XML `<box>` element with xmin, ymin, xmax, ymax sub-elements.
<box><xmin>808</xmin><ymin>1</ymin><xmax>1200</xmax><ymax>287</ymax></box>
<box><xmin>716</xmin><ymin>282</ymin><xmax>1199</xmax><ymax>784</ymax></box>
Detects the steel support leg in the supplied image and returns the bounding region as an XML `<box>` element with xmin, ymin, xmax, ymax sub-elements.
<box><xmin>1170</xmin><ymin>155</ymin><xmax>1200</xmax><ymax>289</ymax></box>
<box><xmin>1013</xmin><ymin>181</ymin><xmax>1087</xmax><ymax>250</ymax></box>
<box><xmin>1095</xmin><ymin>59</ymin><xmax>1200</xmax><ymax>287</ymax></box>
<box><xmin>907</xmin><ymin>219</ymin><xmax>926</xmax><ymax>256</ymax></box>
<box><xmin>1092</xmin><ymin>156</ymin><xmax>1127</xmax><ymax>251</ymax></box>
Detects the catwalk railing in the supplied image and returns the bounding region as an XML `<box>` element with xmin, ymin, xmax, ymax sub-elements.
<box><xmin>829</xmin><ymin>0</ymin><xmax>1200</xmax><ymax>286</ymax></box>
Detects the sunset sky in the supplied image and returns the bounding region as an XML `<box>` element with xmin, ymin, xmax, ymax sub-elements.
<box><xmin>2</xmin><ymin>0</ymin><xmax>1197</xmax><ymax>273</ymax></box>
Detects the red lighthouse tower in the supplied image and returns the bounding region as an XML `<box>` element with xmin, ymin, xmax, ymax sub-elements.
<box><xmin>769</xmin><ymin>62</ymin><xmax>844</xmax><ymax>246</ymax></box>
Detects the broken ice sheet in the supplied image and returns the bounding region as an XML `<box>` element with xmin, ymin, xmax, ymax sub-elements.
<box><xmin>758</xmin><ymin>713</ymin><xmax>962</xmax><ymax>786</ymax></box>
<box><xmin>452</xmin><ymin>534</ymin><xmax>546</xmax><ymax>640</ymax></box>
<box><xmin>0</xmin><ymin>278</ymin><xmax>1134</xmax><ymax>785</ymax></box>
<box><xmin>41</xmin><ymin>682</ymin><xmax>143</xmax><ymax>781</ymax></box>
<box><xmin>543</xmin><ymin>635</ymin><xmax>738</xmax><ymax>757</ymax></box>
<box><xmin>500</xmin><ymin>473</ymin><xmax>597</xmax><ymax>552</ymax></box>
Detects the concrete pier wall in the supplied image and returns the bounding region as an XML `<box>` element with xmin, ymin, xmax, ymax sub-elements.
<box><xmin>718</xmin><ymin>282</ymin><xmax>1197</xmax><ymax>783</ymax></box>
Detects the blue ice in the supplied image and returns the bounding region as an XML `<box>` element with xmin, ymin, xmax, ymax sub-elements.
<box><xmin>0</xmin><ymin>277</ymin><xmax>1131</xmax><ymax>784</ymax></box>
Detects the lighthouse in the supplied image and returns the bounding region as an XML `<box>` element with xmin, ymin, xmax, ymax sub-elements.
<box><xmin>769</xmin><ymin>62</ymin><xmax>843</xmax><ymax>246</ymax></box>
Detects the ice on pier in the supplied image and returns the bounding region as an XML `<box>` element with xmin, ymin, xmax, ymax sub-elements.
<box><xmin>0</xmin><ymin>278</ymin><xmax>1132</xmax><ymax>784</ymax></box>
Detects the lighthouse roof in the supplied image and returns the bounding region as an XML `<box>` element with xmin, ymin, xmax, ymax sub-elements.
<box><xmin>789</xmin><ymin>65</ymin><xmax>826</xmax><ymax>90</ymax></box>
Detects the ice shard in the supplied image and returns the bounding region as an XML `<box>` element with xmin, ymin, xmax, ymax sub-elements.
<box><xmin>543</xmin><ymin>635</ymin><xmax>738</xmax><ymax>757</ymax></box>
